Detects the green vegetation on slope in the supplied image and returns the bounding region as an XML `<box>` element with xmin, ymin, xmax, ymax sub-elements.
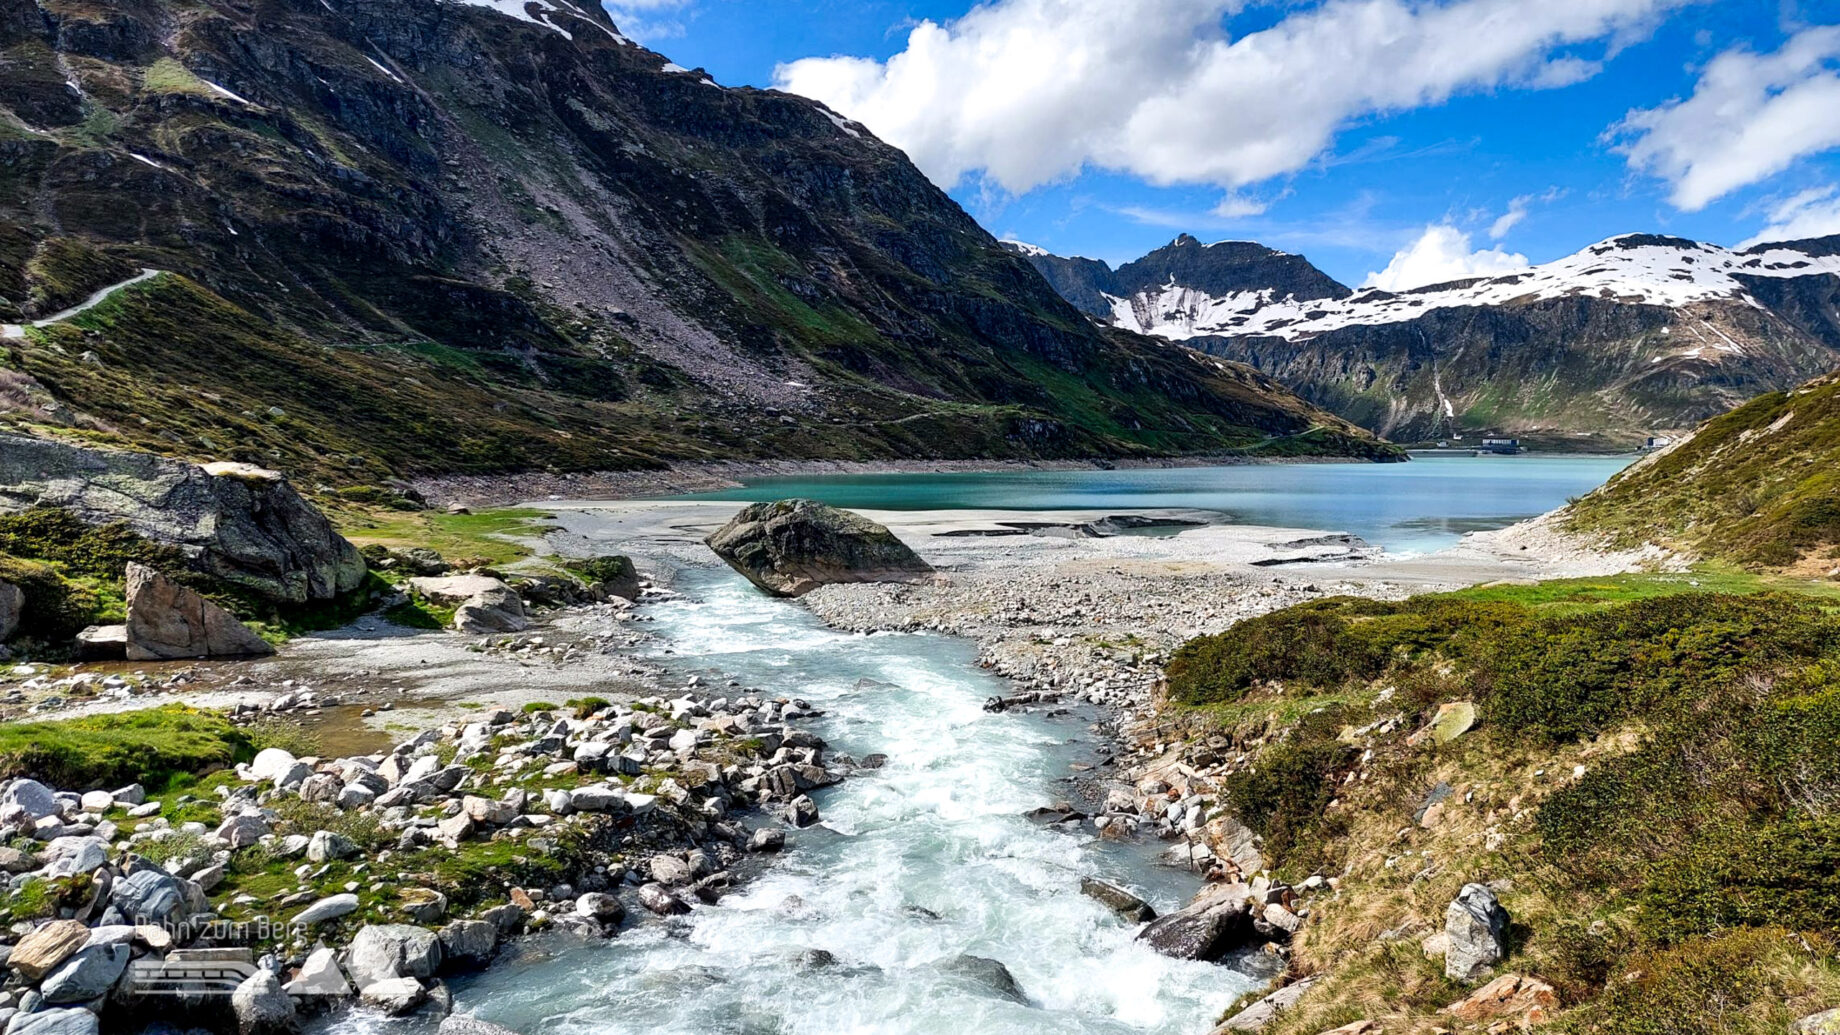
<box><xmin>1166</xmin><ymin>573</ymin><xmax>1840</xmax><ymax>1033</ymax></box>
<box><xmin>1563</xmin><ymin>370</ymin><xmax>1840</xmax><ymax>569</ymax></box>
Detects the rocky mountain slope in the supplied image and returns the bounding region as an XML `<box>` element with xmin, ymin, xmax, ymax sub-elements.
<box><xmin>1012</xmin><ymin>233</ymin><xmax>1840</xmax><ymax>449</ymax></box>
<box><xmin>0</xmin><ymin>0</ymin><xmax>1390</xmax><ymax>485</ymax></box>
<box><xmin>1561</xmin><ymin>367</ymin><xmax>1840</xmax><ymax>570</ymax></box>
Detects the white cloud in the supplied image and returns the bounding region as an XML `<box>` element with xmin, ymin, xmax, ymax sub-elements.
<box><xmin>773</xmin><ymin>0</ymin><xmax>1685</xmax><ymax>195</ymax></box>
<box><xmin>1212</xmin><ymin>193</ymin><xmax>1269</xmax><ymax>218</ymax></box>
<box><xmin>1362</xmin><ymin>224</ymin><xmax>1528</xmax><ymax>291</ymax></box>
<box><xmin>1738</xmin><ymin>186</ymin><xmax>1840</xmax><ymax>248</ymax></box>
<box><xmin>1611</xmin><ymin>25</ymin><xmax>1840</xmax><ymax>210</ymax></box>
<box><xmin>1487</xmin><ymin>187</ymin><xmax>1564</xmax><ymax>239</ymax></box>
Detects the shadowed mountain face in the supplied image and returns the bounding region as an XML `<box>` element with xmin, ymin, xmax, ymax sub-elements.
<box><xmin>1013</xmin><ymin>233</ymin><xmax>1840</xmax><ymax>450</ymax></box>
<box><xmin>0</xmin><ymin>0</ymin><xmax>1390</xmax><ymax>483</ymax></box>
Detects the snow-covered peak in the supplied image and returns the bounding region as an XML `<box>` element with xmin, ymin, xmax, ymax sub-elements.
<box><xmin>441</xmin><ymin>0</ymin><xmax>630</xmax><ymax>42</ymax></box>
<box><xmin>1000</xmin><ymin>239</ymin><xmax>1050</xmax><ymax>258</ymax></box>
<box><xmin>1113</xmin><ymin>233</ymin><xmax>1840</xmax><ymax>342</ymax></box>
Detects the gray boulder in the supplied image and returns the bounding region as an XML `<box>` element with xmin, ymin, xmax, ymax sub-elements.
<box><xmin>937</xmin><ymin>955</ymin><xmax>1027</xmax><ymax>1004</ymax></box>
<box><xmin>109</xmin><ymin>868</ymin><xmax>187</xmax><ymax>925</ymax></box>
<box><xmin>230</xmin><ymin>970</ymin><xmax>296</xmax><ymax>1035</ymax></box>
<box><xmin>74</xmin><ymin>625</ymin><xmax>126</xmax><ymax>660</ymax></box>
<box><xmin>704</xmin><ymin>499</ymin><xmax>933</xmax><ymax>597</ymax></box>
<box><xmin>407</xmin><ymin>576</ymin><xmax>526</xmax><ymax>634</ymax></box>
<box><xmin>1135</xmin><ymin>882</ymin><xmax>1256</xmax><ymax>961</ymax></box>
<box><xmin>305</xmin><ymin>830</ymin><xmax>357</xmax><ymax>864</ymax></box>
<box><xmin>5</xmin><ymin>1008</ymin><xmax>99</xmax><ymax>1035</ymax></box>
<box><xmin>437</xmin><ymin>921</ymin><xmax>498</xmax><ymax>966</ymax></box>
<box><xmin>1218</xmin><ymin>976</ymin><xmax>1319</xmax><ymax>1031</ymax></box>
<box><xmin>39</xmin><ymin>943</ymin><xmax>130</xmax><ymax>1003</ymax></box>
<box><xmin>347</xmin><ymin>925</ymin><xmax>442</xmax><ymax>988</ymax></box>
<box><xmin>1444</xmin><ymin>883</ymin><xmax>1510</xmax><ymax>982</ymax></box>
<box><xmin>123</xmin><ymin>564</ymin><xmax>273</xmax><ymax>660</ymax></box>
<box><xmin>3</xmin><ymin>779</ymin><xmax>59</xmax><ymax>819</ymax></box>
<box><xmin>0</xmin><ymin>433</ymin><xmax>364</xmax><ymax>604</ymax></box>
<box><xmin>1080</xmin><ymin>878</ymin><xmax>1156</xmax><ymax>922</ymax></box>
<box><xmin>359</xmin><ymin>977</ymin><xmax>426</xmax><ymax>1016</ymax></box>
<box><xmin>291</xmin><ymin>894</ymin><xmax>359</xmax><ymax>927</ymax></box>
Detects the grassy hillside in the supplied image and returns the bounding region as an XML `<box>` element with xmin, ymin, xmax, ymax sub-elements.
<box><xmin>1164</xmin><ymin>573</ymin><xmax>1840</xmax><ymax>1034</ymax></box>
<box><xmin>1563</xmin><ymin>370</ymin><xmax>1840</xmax><ymax>569</ymax></box>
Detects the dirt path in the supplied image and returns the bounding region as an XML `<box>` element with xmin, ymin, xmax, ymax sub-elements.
<box><xmin>1</xmin><ymin>269</ymin><xmax>163</xmax><ymax>339</ymax></box>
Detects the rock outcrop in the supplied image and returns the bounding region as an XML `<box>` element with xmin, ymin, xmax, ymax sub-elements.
<box><xmin>1444</xmin><ymin>883</ymin><xmax>1510</xmax><ymax>981</ymax></box>
<box><xmin>0</xmin><ymin>435</ymin><xmax>365</xmax><ymax>605</ymax></box>
<box><xmin>123</xmin><ymin>563</ymin><xmax>274</xmax><ymax>660</ymax></box>
<box><xmin>407</xmin><ymin>575</ymin><xmax>528</xmax><ymax>634</ymax></box>
<box><xmin>705</xmin><ymin>500</ymin><xmax>933</xmax><ymax>598</ymax></box>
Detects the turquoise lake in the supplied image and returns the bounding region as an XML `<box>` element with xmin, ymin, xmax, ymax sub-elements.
<box><xmin>667</xmin><ymin>454</ymin><xmax>1636</xmax><ymax>554</ymax></box>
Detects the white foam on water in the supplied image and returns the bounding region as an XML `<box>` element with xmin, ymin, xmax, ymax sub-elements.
<box><xmin>322</xmin><ymin>570</ymin><xmax>1251</xmax><ymax>1034</ymax></box>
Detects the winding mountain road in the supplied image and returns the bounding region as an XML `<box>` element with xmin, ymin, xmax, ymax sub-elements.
<box><xmin>1</xmin><ymin>268</ymin><xmax>163</xmax><ymax>339</ymax></box>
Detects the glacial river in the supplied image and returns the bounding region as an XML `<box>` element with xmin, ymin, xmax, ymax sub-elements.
<box><xmin>428</xmin><ymin>570</ymin><xmax>1246</xmax><ymax>1034</ymax></box>
<box><xmin>335</xmin><ymin>456</ymin><xmax>1629</xmax><ymax>1035</ymax></box>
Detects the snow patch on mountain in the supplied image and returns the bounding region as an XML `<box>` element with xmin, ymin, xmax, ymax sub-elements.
<box><xmin>1110</xmin><ymin>234</ymin><xmax>1840</xmax><ymax>342</ymax></box>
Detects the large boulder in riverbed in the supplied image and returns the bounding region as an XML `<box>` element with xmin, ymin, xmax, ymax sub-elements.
<box><xmin>704</xmin><ymin>499</ymin><xmax>932</xmax><ymax>598</ymax></box>
<box><xmin>408</xmin><ymin>575</ymin><xmax>527</xmax><ymax>634</ymax></box>
<box><xmin>124</xmin><ymin>564</ymin><xmax>273</xmax><ymax>660</ymax></box>
<box><xmin>1136</xmin><ymin>881</ymin><xmax>1259</xmax><ymax>961</ymax></box>
<box><xmin>0</xmin><ymin>433</ymin><xmax>364</xmax><ymax>604</ymax></box>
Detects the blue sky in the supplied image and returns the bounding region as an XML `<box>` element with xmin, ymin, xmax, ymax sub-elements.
<box><xmin>607</xmin><ymin>0</ymin><xmax>1840</xmax><ymax>288</ymax></box>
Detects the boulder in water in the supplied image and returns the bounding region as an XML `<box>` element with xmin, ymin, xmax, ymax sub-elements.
<box><xmin>704</xmin><ymin>499</ymin><xmax>932</xmax><ymax>597</ymax></box>
<box><xmin>936</xmin><ymin>955</ymin><xmax>1028</xmax><ymax>1004</ymax></box>
<box><xmin>1135</xmin><ymin>882</ymin><xmax>1258</xmax><ymax>961</ymax></box>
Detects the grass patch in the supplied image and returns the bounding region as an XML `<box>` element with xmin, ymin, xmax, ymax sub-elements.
<box><xmin>339</xmin><ymin>508</ymin><xmax>557</xmax><ymax>569</ymax></box>
<box><xmin>0</xmin><ymin>706</ymin><xmax>252</xmax><ymax>790</ymax></box>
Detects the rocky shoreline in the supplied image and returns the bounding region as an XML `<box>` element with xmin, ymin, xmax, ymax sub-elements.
<box><xmin>0</xmin><ymin>569</ymin><xmax>864</xmax><ymax>1035</ymax></box>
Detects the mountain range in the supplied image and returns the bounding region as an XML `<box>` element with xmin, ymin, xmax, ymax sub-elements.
<box><xmin>0</xmin><ymin>0</ymin><xmax>1390</xmax><ymax>488</ymax></box>
<box><xmin>1007</xmin><ymin>233</ymin><xmax>1840</xmax><ymax>449</ymax></box>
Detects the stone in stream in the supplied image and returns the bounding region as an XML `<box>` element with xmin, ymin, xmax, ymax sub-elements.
<box><xmin>230</xmin><ymin>970</ymin><xmax>296</xmax><ymax>1035</ymax></box>
<box><xmin>936</xmin><ymin>955</ymin><xmax>1028</xmax><ymax>1004</ymax></box>
<box><xmin>788</xmin><ymin>795</ymin><xmax>819</xmax><ymax>828</ymax></box>
<box><xmin>1080</xmin><ymin>878</ymin><xmax>1156</xmax><ymax>922</ymax></box>
<box><xmin>438</xmin><ymin>921</ymin><xmax>500</xmax><ymax>965</ymax></box>
<box><xmin>637</xmin><ymin>883</ymin><xmax>689</xmax><ymax>916</ymax></box>
<box><xmin>359</xmin><ymin>977</ymin><xmax>427</xmax><ymax>1016</ymax></box>
<box><xmin>5</xmin><ymin>1008</ymin><xmax>100</xmax><ymax>1035</ymax></box>
<box><xmin>347</xmin><ymin>924</ymin><xmax>443</xmax><ymax>987</ymax></box>
<box><xmin>1444</xmin><ymin>883</ymin><xmax>1510</xmax><ymax>982</ymax></box>
<box><xmin>122</xmin><ymin>563</ymin><xmax>273</xmax><ymax>660</ymax></box>
<box><xmin>1136</xmin><ymin>882</ymin><xmax>1258</xmax><ymax>961</ymax></box>
<box><xmin>704</xmin><ymin>499</ymin><xmax>933</xmax><ymax>598</ymax></box>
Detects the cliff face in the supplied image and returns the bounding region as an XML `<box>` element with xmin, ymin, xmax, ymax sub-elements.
<box><xmin>1017</xmin><ymin>233</ymin><xmax>1840</xmax><ymax>449</ymax></box>
<box><xmin>0</xmin><ymin>0</ymin><xmax>1388</xmax><ymax>483</ymax></box>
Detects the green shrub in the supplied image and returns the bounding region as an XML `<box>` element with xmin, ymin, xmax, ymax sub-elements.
<box><xmin>1166</xmin><ymin>597</ymin><xmax>1530</xmax><ymax>705</ymax></box>
<box><xmin>0</xmin><ymin>706</ymin><xmax>252</xmax><ymax>789</ymax></box>
<box><xmin>522</xmin><ymin>701</ymin><xmax>558</xmax><ymax>714</ymax></box>
<box><xmin>1481</xmin><ymin>594</ymin><xmax>1840</xmax><ymax>744</ymax></box>
<box><xmin>566</xmin><ymin>696</ymin><xmax>612</xmax><ymax>719</ymax></box>
<box><xmin>1565</xmin><ymin>928</ymin><xmax>1832</xmax><ymax>1035</ymax></box>
<box><xmin>1640</xmin><ymin>818</ymin><xmax>1840</xmax><ymax>938</ymax></box>
<box><xmin>1222</xmin><ymin>717</ymin><xmax>1356</xmax><ymax>869</ymax></box>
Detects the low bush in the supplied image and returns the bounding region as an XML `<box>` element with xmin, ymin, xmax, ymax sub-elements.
<box><xmin>1564</xmin><ymin>928</ymin><xmax>1837</xmax><ymax>1035</ymax></box>
<box><xmin>1222</xmin><ymin>714</ymin><xmax>1356</xmax><ymax>870</ymax></box>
